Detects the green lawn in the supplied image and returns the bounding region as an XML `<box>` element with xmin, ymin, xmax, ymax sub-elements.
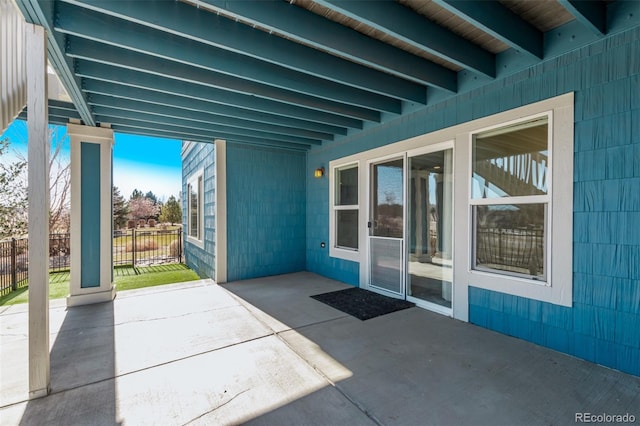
<box><xmin>114</xmin><ymin>264</ymin><xmax>199</xmax><ymax>291</ymax></box>
<box><xmin>0</xmin><ymin>264</ymin><xmax>200</xmax><ymax>306</ymax></box>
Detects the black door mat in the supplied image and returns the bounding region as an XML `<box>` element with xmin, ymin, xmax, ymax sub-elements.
<box><xmin>311</xmin><ymin>287</ymin><xmax>415</xmax><ymax>321</ymax></box>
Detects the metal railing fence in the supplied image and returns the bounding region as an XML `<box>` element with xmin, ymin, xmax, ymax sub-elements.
<box><xmin>0</xmin><ymin>238</ymin><xmax>28</xmax><ymax>297</ymax></box>
<box><xmin>476</xmin><ymin>227</ymin><xmax>544</xmax><ymax>275</ymax></box>
<box><xmin>49</xmin><ymin>233</ymin><xmax>71</xmax><ymax>272</ymax></box>
<box><xmin>0</xmin><ymin>228</ymin><xmax>183</xmax><ymax>297</ymax></box>
<box><xmin>113</xmin><ymin>228</ymin><xmax>183</xmax><ymax>267</ymax></box>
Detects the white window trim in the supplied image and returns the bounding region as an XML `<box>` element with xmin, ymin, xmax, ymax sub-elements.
<box><xmin>186</xmin><ymin>169</ymin><xmax>204</xmax><ymax>249</ymax></box>
<box><xmin>329</xmin><ymin>161</ymin><xmax>360</xmax><ymax>262</ymax></box>
<box><xmin>468</xmin><ymin>112</ymin><xmax>552</xmax><ymax>283</ymax></box>
<box><xmin>327</xmin><ymin>93</ymin><xmax>573</xmax><ymax>321</ymax></box>
<box><xmin>456</xmin><ymin>95</ymin><xmax>573</xmax><ymax>316</ymax></box>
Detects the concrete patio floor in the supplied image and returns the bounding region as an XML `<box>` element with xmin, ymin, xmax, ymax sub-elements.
<box><xmin>1</xmin><ymin>272</ymin><xmax>639</xmax><ymax>425</ymax></box>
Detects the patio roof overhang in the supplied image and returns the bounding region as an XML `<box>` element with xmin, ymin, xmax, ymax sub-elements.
<box><xmin>13</xmin><ymin>0</ymin><xmax>640</xmax><ymax>151</ymax></box>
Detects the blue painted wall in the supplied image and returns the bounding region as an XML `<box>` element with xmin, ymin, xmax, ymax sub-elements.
<box><xmin>306</xmin><ymin>27</ymin><xmax>640</xmax><ymax>376</ymax></box>
<box><xmin>182</xmin><ymin>142</ymin><xmax>216</xmax><ymax>279</ymax></box>
<box><xmin>226</xmin><ymin>143</ymin><xmax>306</xmax><ymax>281</ymax></box>
<box><xmin>80</xmin><ymin>142</ymin><xmax>101</xmax><ymax>288</ymax></box>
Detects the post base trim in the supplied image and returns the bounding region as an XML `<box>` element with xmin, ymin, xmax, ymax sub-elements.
<box><xmin>29</xmin><ymin>386</ymin><xmax>50</xmax><ymax>400</ymax></box>
<box><xmin>67</xmin><ymin>285</ymin><xmax>116</xmax><ymax>307</ymax></box>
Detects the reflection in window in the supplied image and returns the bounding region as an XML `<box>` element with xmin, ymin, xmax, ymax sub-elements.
<box><xmin>408</xmin><ymin>149</ymin><xmax>453</xmax><ymax>308</ymax></box>
<box><xmin>472</xmin><ymin>117</ymin><xmax>548</xmax><ymax>199</ymax></box>
<box><xmin>471</xmin><ymin>115</ymin><xmax>550</xmax><ymax>281</ymax></box>
<box><xmin>336</xmin><ymin>165</ymin><xmax>358</xmax><ymax>206</ymax></box>
<box><xmin>372</xmin><ymin>159</ymin><xmax>404</xmax><ymax>238</ymax></box>
<box><xmin>336</xmin><ymin>210</ymin><xmax>358</xmax><ymax>249</ymax></box>
<box><xmin>334</xmin><ymin>164</ymin><xmax>358</xmax><ymax>250</ymax></box>
<box><xmin>474</xmin><ymin>204</ymin><xmax>546</xmax><ymax>280</ymax></box>
<box><xmin>188</xmin><ymin>175</ymin><xmax>202</xmax><ymax>240</ymax></box>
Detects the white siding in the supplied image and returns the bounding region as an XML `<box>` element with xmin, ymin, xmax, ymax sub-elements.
<box><xmin>0</xmin><ymin>0</ymin><xmax>27</xmax><ymax>133</ymax></box>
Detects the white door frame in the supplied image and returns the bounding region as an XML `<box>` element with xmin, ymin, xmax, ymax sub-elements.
<box><xmin>364</xmin><ymin>153</ymin><xmax>406</xmax><ymax>299</ymax></box>
<box><xmin>363</xmin><ymin>143</ymin><xmax>456</xmax><ymax>316</ymax></box>
<box><xmin>405</xmin><ymin>141</ymin><xmax>455</xmax><ymax>316</ymax></box>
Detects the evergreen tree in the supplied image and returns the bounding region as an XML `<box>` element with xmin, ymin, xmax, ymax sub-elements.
<box><xmin>145</xmin><ymin>190</ymin><xmax>158</xmax><ymax>204</ymax></box>
<box><xmin>112</xmin><ymin>186</ymin><xmax>129</xmax><ymax>229</ymax></box>
<box><xmin>159</xmin><ymin>195</ymin><xmax>182</xmax><ymax>225</ymax></box>
<box><xmin>130</xmin><ymin>188</ymin><xmax>144</xmax><ymax>199</ymax></box>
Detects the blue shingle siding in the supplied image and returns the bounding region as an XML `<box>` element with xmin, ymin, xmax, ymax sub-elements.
<box><xmin>306</xmin><ymin>27</ymin><xmax>640</xmax><ymax>376</ymax></box>
<box><xmin>226</xmin><ymin>143</ymin><xmax>306</xmax><ymax>281</ymax></box>
<box><xmin>182</xmin><ymin>142</ymin><xmax>216</xmax><ymax>280</ymax></box>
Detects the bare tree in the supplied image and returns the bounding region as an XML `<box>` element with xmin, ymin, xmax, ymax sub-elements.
<box><xmin>47</xmin><ymin>126</ymin><xmax>71</xmax><ymax>232</ymax></box>
<box><xmin>0</xmin><ymin>138</ymin><xmax>28</xmax><ymax>238</ymax></box>
<box><xmin>14</xmin><ymin>125</ymin><xmax>71</xmax><ymax>233</ymax></box>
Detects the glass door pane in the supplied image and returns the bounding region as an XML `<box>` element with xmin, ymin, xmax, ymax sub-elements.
<box><xmin>369</xmin><ymin>158</ymin><xmax>405</xmax><ymax>296</ymax></box>
<box><xmin>371</xmin><ymin>159</ymin><xmax>404</xmax><ymax>238</ymax></box>
<box><xmin>407</xmin><ymin>149</ymin><xmax>453</xmax><ymax>308</ymax></box>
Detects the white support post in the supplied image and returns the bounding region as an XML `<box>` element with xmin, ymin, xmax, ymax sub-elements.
<box><xmin>67</xmin><ymin>124</ymin><xmax>115</xmax><ymax>306</ymax></box>
<box><xmin>26</xmin><ymin>23</ymin><xmax>50</xmax><ymax>399</ymax></box>
<box><xmin>214</xmin><ymin>139</ymin><xmax>227</xmax><ymax>284</ymax></box>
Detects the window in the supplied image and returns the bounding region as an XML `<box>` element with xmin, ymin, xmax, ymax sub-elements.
<box><xmin>330</xmin><ymin>163</ymin><xmax>359</xmax><ymax>261</ymax></box>
<box><xmin>187</xmin><ymin>173</ymin><xmax>203</xmax><ymax>245</ymax></box>
<box><xmin>461</xmin><ymin>94</ymin><xmax>573</xmax><ymax>309</ymax></box>
<box><xmin>470</xmin><ymin>116</ymin><xmax>549</xmax><ymax>281</ymax></box>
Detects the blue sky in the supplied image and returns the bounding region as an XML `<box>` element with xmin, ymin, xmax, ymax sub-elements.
<box><xmin>1</xmin><ymin>120</ymin><xmax>183</xmax><ymax>202</ymax></box>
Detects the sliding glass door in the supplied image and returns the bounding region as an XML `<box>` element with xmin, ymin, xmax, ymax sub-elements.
<box><xmin>407</xmin><ymin>147</ymin><xmax>453</xmax><ymax>311</ymax></box>
<box><xmin>366</xmin><ymin>146</ymin><xmax>454</xmax><ymax>314</ymax></box>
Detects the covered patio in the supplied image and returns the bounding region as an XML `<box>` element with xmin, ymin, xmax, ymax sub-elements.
<box><xmin>2</xmin><ymin>272</ymin><xmax>639</xmax><ymax>425</ymax></box>
<box><xmin>2</xmin><ymin>0</ymin><xmax>640</xmax><ymax>411</ymax></box>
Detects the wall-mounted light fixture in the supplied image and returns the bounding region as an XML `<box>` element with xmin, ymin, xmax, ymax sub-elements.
<box><xmin>314</xmin><ymin>167</ymin><xmax>325</xmax><ymax>178</ymax></box>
